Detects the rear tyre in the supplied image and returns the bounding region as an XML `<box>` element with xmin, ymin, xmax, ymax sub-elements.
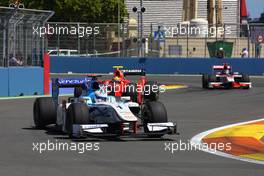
<box><xmin>33</xmin><ymin>97</ymin><xmax>56</xmax><ymax>129</ymax></box>
<box><xmin>66</xmin><ymin>103</ymin><xmax>89</xmax><ymax>138</ymax></box>
<box><xmin>202</xmin><ymin>74</ymin><xmax>209</xmax><ymax>89</ymax></box>
<box><xmin>142</xmin><ymin>101</ymin><xmax>168</xmax><ymax>137</ymax></box>
<box><xmin>144</xmin><ymin>81</ymin><xmax>159</xmax><ymax>101</ymax></box>
<box><xmin>124</xmin><ymin>83</ymin><xmax>138</xmax><ymax>102</ymax></box>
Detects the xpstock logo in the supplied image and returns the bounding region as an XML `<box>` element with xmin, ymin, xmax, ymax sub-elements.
<box><xmin>33</xmin><ymin>24</ymin><xmax>100</xmax><ymax>37</ymax></box>
<box><xmin>101</xmin><ymin>83</ymin><xmax>166</xmax><ymax>95</ymax></box>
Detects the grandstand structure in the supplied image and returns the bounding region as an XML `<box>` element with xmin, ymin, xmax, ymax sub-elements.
<box><xmin>125</xmin><ymin>0</ymin><xmax>240</xmax><ymax>36</ymax></box>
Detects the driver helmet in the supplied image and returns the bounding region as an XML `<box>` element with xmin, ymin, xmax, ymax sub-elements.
<box><xmin>113</xmin><ymin>70</ymin><xmax>124</xmax><ymax>82</ymax></box>
<box><xmin>113</xmin><ymin>76</ymin><xmax>121</xmax><ymax>82</ymax></box>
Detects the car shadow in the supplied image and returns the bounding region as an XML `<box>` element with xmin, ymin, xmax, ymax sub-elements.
<box><xmin>22</xmin><ymin>126</ymin><xmax>175</xmax><ymax>142</ymax></box>
<box><xmin>22</xmin><ymin>126</ymin><xmax>65</xmax><ymax>135</ymax></box>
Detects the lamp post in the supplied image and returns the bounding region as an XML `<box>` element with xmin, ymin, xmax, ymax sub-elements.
<box><xmin>118</xmin><ymin>0</ymin><xmax>120</xmax><ymax>57</ymax></box>
<box><xmin>132</xmin><ymin>0</ymin><xmax>145</xmax><ymax>57</ymax></box>
<box><xmin>215</xmin><ymin>4</ymin><xmax>218</xmax><ymax>41</ymax></box>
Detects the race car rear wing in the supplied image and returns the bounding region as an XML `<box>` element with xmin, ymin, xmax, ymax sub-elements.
<box><xmin>51</xmin><ymin>77</ymin><xmax>93</xmax><ymax>105</ymax></box>
<box><xmin>121</xmin><ymin>69</ymin><xmax>146</xmax><ymax>76</ymax></box>
<box><xmin>213</xmin><ymin>65</ymin><xmax>231</xmax><ymax>70</ymax></box>
<box><xmin>53</xmin><ymin>78</ymin><xmax>92</xmax><ymax>88</ymax></box>
<box><xmin>113</xmin><ymin>66</ymin><xmax>146</xmax><ymax>76</ymax></box>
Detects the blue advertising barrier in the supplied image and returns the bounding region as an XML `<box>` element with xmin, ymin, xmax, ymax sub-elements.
<box><xmin>0</xmin><ymin>67</ymin><xmax>43</xmax><ymax>97</ymax></box>
<box><xmin>50</xmin><ymin>57</ymin><xmax>264</xmax><ymax>75</ymax></box>
<box><xmin>0</xmin><ymin>68</ymin><xmax>8</xmax><ymax>96</ymax></box>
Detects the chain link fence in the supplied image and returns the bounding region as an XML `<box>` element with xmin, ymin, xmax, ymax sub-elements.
<box><xmin>44</xmin><ymin>22</ymin><xmax>264</xmax><ymax>59</ymax></box>
<box><xmin>1</xmin><ymin>16</ymin><xmax>264</xmax><ymax>68</ymax></box>
<box><xmin>45</xmin><ymin>22</ymin><xmax>130</xmax><ymax>57</ymax></box>
<box><xmin>0</xmin><ymin>6</ymin><xmax>53</xmax><ymax>67</ymax></box>
<box><xmin>145</xmin><ymin>23</ymin><xmax>264</xmax><ymax>58</ymax></box>
<box><xmin>44</xmin><ymin>22</ymin><xmax>153</xmax><ymax>57</ymax></box>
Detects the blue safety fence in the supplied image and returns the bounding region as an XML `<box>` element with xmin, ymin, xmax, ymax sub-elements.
<box><xmin>0</xmin><ymin>67</ymin><xmax>43</xmax><ymax>97</ymax></box>
<box><xmin>50</xmin><ymin>57</ymin><xmax>264</xmax><ymax>75</ymax></box>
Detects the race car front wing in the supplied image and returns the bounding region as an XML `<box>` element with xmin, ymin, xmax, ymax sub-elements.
<box><xmin>208</xmin><ymin>82</ymin><xmax>251</xmax><ymax>89</ymax></box>
<box><xmin>72</xmin><ymin>122</ymin><xmax>179</xmax><ymax>138</ymax></box>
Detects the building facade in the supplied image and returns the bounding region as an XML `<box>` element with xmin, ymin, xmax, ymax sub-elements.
<box><xmin>125</xmin><ymin>0</ymin><xmax>240</xmax><ymax>36</ymax></box>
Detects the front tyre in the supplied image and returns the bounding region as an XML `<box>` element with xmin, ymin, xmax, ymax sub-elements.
<box><xmin>142</xmin><ymin>101</ymin><xmax>168</xmax><ymax>137</ymax></box>
<box><xmin>66</xmin><ymin>103</ymin><xmax>89</xmax><ymax>138</ymax></box>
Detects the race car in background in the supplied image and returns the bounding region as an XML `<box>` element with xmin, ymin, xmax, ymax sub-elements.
<box><xmin>202</xmin><ymin>63</ymin><xmax>251</xmax><ymax>89</ymax></box>
<box><xmin>33</xmin><ymin>77</ymin><xmax>178</xmax><ymax>139</ymax></box>
<box><xmin>101</xmin><ymin>66</ymin><xmax>160</xmax><ymax>104</ymax></box>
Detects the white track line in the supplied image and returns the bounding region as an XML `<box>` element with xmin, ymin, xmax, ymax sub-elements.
<box><xmin>190</xmin><ymin>118</ymin><xmax>264</xmax><ymax>165</ymax></box>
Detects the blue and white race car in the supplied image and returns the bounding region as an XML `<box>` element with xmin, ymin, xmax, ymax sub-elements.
<box><xmin>33</xmin><ymin>77</ymin><xmax>178</xmax><ymax>139</ymax></box>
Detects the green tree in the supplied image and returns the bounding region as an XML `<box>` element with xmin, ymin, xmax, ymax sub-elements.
<box><xmin>100</xmin><ymin>0</ymin><xmax>127</xmax><ymax>23</ymax></box>
<box><xmin>0</xmin><ymin>0</ymin><xmax>11</xmax><ymax>6</ymax></box>
<box><xmin>0</xmin><ymin>0</ymin><xmax>127</xmax><ymax>23</ymax></box>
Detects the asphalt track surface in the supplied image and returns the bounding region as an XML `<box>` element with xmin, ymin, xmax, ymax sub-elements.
<box><xmin>0</xmin><ymin>76</ymin><xmax>264</xmax><ymax>176</ymax></box>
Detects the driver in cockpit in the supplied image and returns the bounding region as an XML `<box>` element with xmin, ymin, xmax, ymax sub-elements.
<box><xmin>222</xmin><ymin>64</ymin><xmax>230</xmax><ymax>75</ymax></box>
<box><xmin>88</xmin><ymin>82</ymin><xmax>107</xmax><ymax>103</ymax></box>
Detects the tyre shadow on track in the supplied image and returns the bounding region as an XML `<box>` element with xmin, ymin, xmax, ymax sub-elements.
<box><xmin>22</xmin><ymin>126</ymin><xmax>175</xmax><ymax>142</ymax></box>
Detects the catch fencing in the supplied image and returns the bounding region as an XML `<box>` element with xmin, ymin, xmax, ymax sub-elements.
<box><xmin>1</xmin><ymin>11</ymin><xmax>264</xmax><ymax>68</ymax></box>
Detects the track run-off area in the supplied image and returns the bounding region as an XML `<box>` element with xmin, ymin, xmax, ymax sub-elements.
<box><xmin>0</xmin><ymin>75</ymin><xmax>264</xmax><ymax>176</ymax></box>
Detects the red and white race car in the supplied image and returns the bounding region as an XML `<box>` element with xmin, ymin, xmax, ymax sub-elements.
<box><xmin>100</xmin><ymin>66</ymin><xmax>160</xmax><ymax>104</ymax></box>
<box><xmin>202</xmin><ymin>63</ymin><xmax>252</xmax><ymax>89</ymax></box>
